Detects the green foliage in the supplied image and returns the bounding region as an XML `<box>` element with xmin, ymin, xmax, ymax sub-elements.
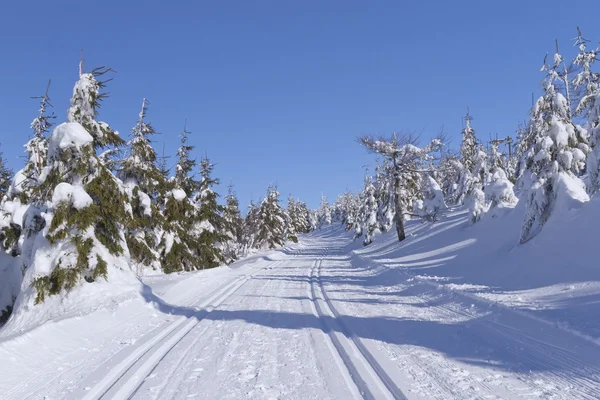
<box><xmin>193</xmin><ymin>157</ymin><xmax>226</xmax><ymax>268</ymax></box>
<box><xmin>0</xmin><ymin>224</ymin><xmax>21</xmax><ymax>256</ymax></box>
<box><xmin>85</xmin><ymin>169</ymin><xmax>128</xmax><ymax>255</ymax></box>
<box><xmin>0</xmin><ymin>145</ymin><xmax>12</xmax><ymax>201</ymax></box>
<box><xmin>32</xmin><ymin>260</ymin><xmax>79</xmax><ymax>305</ymax></box>
<box><xmin>94</xmin><ymin>255</ymin><xmax>108</xmax><ymax>280</ymax></box>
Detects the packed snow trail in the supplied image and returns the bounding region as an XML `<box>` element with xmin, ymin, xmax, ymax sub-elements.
<box><xmin>4</xmin><ymin>230</ymin><xmax>600</xmax><ymax>399</ymax></box>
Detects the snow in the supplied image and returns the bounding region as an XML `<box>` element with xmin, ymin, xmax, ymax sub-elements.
<box><xmin>137</xmin><ymin>190</ymin><xmax>152</xmax><ymax>216</ymax></box>
<box><xmin>47</xmin><ymin>122</ymin><xmax>93</xmax><ymax>159</ymax></box>
<box><xmin>51</xmin><ymin>182</ymin><xmax>93</xmax><ymax>210</ymax></box>
<box><xmin>3</xmin><ymin>196</ymin><xmax>600</xmax><ymax>399</ymax></box>
<box><xmin>170</xmin><ymin>188</ymin><xmax>187</xmax><ymax>201</ymax></box>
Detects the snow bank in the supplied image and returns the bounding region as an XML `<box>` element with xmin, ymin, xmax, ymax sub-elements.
<box><xmin>349</xmin><ymin>191</ymin><xmax>600</xmax><ymax>341</ymax></box>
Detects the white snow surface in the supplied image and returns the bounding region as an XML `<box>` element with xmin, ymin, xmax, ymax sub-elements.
<box><xmin>170</xmin><ymin>188</ymin><xmax>187</xmax><ymax>201</ymax></box>
<box><xmin>47</xmin><ymin>122</ymin><xmax>93</xmax><ymax>159</ymax></box>
<box><xmin>52</xmin><ymin>182</ymin><xmax>93</xmax><ymax>210</ymax></box>
<box><xmin>3</xmin><ymin>199</ymin><xmax>600</xmax><ymax>399</ymax></box>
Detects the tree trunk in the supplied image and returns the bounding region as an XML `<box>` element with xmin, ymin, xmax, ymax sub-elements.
<box><xmin>393</xmin><ymin>156</ymin><xmax>406</xmax><ymax>242</ymax></box>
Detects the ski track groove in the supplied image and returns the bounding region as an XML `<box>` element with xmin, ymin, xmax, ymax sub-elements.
<box><xmin>308</xmin><ymin>245</ymin><xmax>407</xmax><ymax>400</ymax></box>
<box><xmin>76</xmin><ymin>260</ymin><xmax>283</xmax><ymax>400</ymax></box>
<box><xmin>131</xmin><ymin>258</ymin><xmax>284</xmax><ymax>399</ymax></box>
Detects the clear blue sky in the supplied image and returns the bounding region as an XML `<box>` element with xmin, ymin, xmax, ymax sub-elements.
<box><xmin>1</xmin><ymin>1</ymin><xmax>598</xmax><ymax>209</ymax></box>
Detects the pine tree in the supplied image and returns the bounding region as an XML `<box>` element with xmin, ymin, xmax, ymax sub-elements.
<box><xmin>360</xmin><ymin>175</ymin><xmax>378</xmax><ymax>246</ymax></box>
<box><xmin>0</xmin><ymin>146</ymin><xmax>12</xmax><ymax>202</ymax></box>
<box><xmin>287</xmin><ymin>196</ymin><xmax>308</xmax><ymax>235</ymax></box>
<box><xmin>520</xmin><ymin>50</ymin><xmax>589</xmax><ymax>243</ymax></box>
<box><xmin>572</xmin><ymin>28</ymin><xmax>600</xmax><ymax>193</ymax></box>
<box><xmin>255</xmin><ymin>186</ymin><xmax>287</xmax><ymax>249</ymax></box>
<box><xmin>119</xmin><ymin>99</ymin><xmax>166</xmax><ymax>271</ymax></box>
<box><xmin>67</xmin><ymin>64</ymin><xmax>124</xmax><ymax>150</ymax></box>
<box><xmin>413</xmin><ymin>175</ymin><xmax>446</xmax><ymax>222</ymax></box>
<box><xmin>30</xmin><ymin>66</ymin><xmax>132</xmax><ymax>303</ymax></box>
<box><xmin>460</xmin><ymin>109</ymin><xmax>479</xmax><ymax>173</ymax></box>
<box><xmin>242</xmin><ymin>199</ymin><xmax>259</xmax><ymax>251</ymax></box>
<box><xmin>174</xmin><ymin>122</ymin><xmax>197</xmax><ymax>196</ymax></box>
<box><xmin>17</xmin><ymin>81</ymin><xmax>55</xmax><ymax>202</ymax></box>
<box><xmin>222</xmin><ymin>185</ymin><xmax>243</xmax><ymax>264</ymax></box>
<box><xmin>438</xmin><ymin>153</ymin><xmax>462</xmax><ymax>205</ymax></box>
<box><xmin>159</xmin><ymin>127</ymin><xmax>200</xmax><ymax>273</ymax></box>
<box><xmin>317</xmin><ymin>196</ymin><xmax>331</xmax><ymax>228</ymax></box>
<box><xmin>192</xmin><ymin>156</ymin><xmax>226</xmax><ymax>269</ymax></box>
<box><xmin>374</xmin><ymin>160</ymin><xmax>394</xmax><ymax>231</ymax></box>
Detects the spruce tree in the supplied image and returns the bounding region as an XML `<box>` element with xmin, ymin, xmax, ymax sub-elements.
<box><xmin>0</xmin><ymin>146</ymin><xmax>12</xmax><ymax>202</ymax></box>
<box><xmin>67</xmin><ymin>64</ymin><xmax>124</xmax><ymax>150</ymax></box>
<box><xmin>572</xmin><ymin>28</ymin><xmax>600</xmax><ymax>193</ymax></box>
<box><xmin>317</xmin><ymin>196</ymin><xmax>331</xmax><ymax>228</ymax></box>
<box><xmin>242</xmin><ymin>199</ymin><xmax>259</xmax><ymax>251</ymax></box>
<box><xmin>160</xmin><ymin>126</ymin><xmax>200</xmax><ymax>273</ymax></box>
<box><xmin>30</xmin><ymin>66</ymin><xmax>131</xmax><ymax>303</ymax></box>
<box><xmin>360</xmin><ymin>175</ymin><xmax>378</xmax><ymax>246</ymax></box>
<box><xmin>520</xmin><ymin>51</ymin><xmax>589</xmax><ymax>243</ymax></box>
<box><xmin>119</xmin><ymin>99</ymin><xmax>166</xmax><ymax>271</ymax></box>
<box><xmin>460</xmin><ymin>109</ymin><xmax>479</xmax><ymax>173</ymax></box>
<box><xmin>255</xmin><ymin>186</ymin><xmax>286</xmax><ymax>249</ymax></box>
<box><xmin>174</xmin><ymin>122</ymin><xmax>197</xmax><ymax>196</ymax></box>
<box><xmin>374</xmin><ymin>161</ymin><xmax>394</xmax><ymax>231</ymax></box>
<box><xmin>17</xmin><ymin>81</ymin><xmax>55</xmax><ymax>202</ymax></box>
<box><xmin>192</xmin><ymin>156</ymin><xmax>226</xmax><ymax>269</ymax></box>
<box><xmin>222</xmin><ymin>185</ymin><xmax>243</xmax><ymax>264</ymax></box>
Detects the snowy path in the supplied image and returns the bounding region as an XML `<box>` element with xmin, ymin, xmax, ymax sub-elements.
<box><xmin>3</xmin><ymin>232</ymin><xmax>600</xmax><ymax>399</ymax></box>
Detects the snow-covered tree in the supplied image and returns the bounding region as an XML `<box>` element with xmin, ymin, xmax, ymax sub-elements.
<box><xmin>160</xmin><ymin>186</ymin><xmax>198</xmax><ymax>273</ymax></box>
<box><xmin>222</xmin><ymin>185</ymin><xmax>243</xmax><ymax>264</ymax></box>
<box><xmin>242</xmin><ymin>199</ymin><xmax>259</xmax><ymax>251</ymax></box>
<box><xmin>288</xmin><ymin>196</ymin><xmax>311</xmax><ymax>235</ymax></box>
<box><xmin>11</xmin><ymin>82</ymin><xmax>56</xmax><ymax>202</ymax></box>
<box><xmin>460</xmin><ymin>109</ymin><xmax>479</xmax><ymax>174</ymax></box>
<box><xmin>255</xmin><ymin>186</ymin><xmax>287</xmax><ymax>249</ymax></box>
<box><xmin>360</xmin><ymin>175</ymin><xmax>378</xmax><ymax>246</ymax></box>
<box><xmin>28</xmin><ymin>67</ymin><xmax>132</xmax><ymax>304</ymax></box>
<box><xmin>67</xmin><ymin>64</ymin><xmax>124</xmax><ymax>150</ymax></box>
<box><xmin>572</xmin><ymin>28</ymin><xmax>600</xmax><ymax>193</ymax></box>
<box><xmin>0</xmin><ymin>147</ymin><xmax>10</xmax><ymax>202</ymax></box>
<box><xmin>485</xmin><ymin>169</ymin><xmax>517</xmax><ymax>213</ymax></box>
<box><xmin>438</xmin><ymin>154</ymin><xmax>463</xmax><ymax>205</ymax></box>
<box><xmin>520</xmin><ymin>51</ymin><xmax>590</xmax><ymax>243</ymax></box>
<box><xmin>174</xmin><ymin>122</ymin><xmax>197</xmax><ymax>196</ymax></box>
<box><xmin>119</xmin><ymin>99</ymin><xmax>165</xmax><ymax>271</ymax></box>
<box><xmin>317</xmin><ymin>196</ymin><xmax>332</xmax><ymax>228</ymax></box>
<box><xmin>413</xmin><ymin>175</ymin><xmax>446</xmax><ymax>222</ymax></box>
<box><xmin>374</xmin><ymin>160</ymin><xmax>395</xmax><ymax>231</ymax></box>
<box><xmin>192</xmin><ymin>156</ymin><xmax>226</xmax><ymax>269</ymax></box>
<box><xmin>160</xmin><ymin>123</ymin><xmax>200</xmax><ymax>273</ymax></box>
<box><xmin>359</xmin><ymin>133</ymin><xmax>442</xmax><ymax>242</ymax></box>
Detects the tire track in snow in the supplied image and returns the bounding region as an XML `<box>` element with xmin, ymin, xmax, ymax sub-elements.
<box><xmin>73</xmin><ymin>260</ymin><xmax>282</xmax><ymax>400</ymax></box>
<box><xmin>308</xmin><ymin>252</ymin><xmax>407</xmax><ymax>400</ymax></box>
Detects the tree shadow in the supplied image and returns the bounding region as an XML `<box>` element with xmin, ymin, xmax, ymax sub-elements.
<box><xmin>139</xmin><ymin>278</ymin><xmax>600</xmax><ymax>387</ymax></box>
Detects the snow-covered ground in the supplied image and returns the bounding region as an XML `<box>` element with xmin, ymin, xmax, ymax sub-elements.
<box><xmin>2</xmin><ymin>201</ymin><xmax>600</xmax><ymax>399</ymax></box>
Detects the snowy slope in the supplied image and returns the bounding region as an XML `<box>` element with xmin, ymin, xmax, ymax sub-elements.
<box><xmin>2</xmin><ymin>199</ymin><xmax>600</xmax><ymax>399</ymax></box>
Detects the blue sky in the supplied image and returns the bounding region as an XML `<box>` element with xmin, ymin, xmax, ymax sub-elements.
<box><xmin>1</xmin><ymin>1</ymin><xmax>598</xmax><ymax>209</ymax></box>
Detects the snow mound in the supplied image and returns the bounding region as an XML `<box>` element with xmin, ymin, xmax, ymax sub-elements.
<box><xmin>51</xmin><ymin>182</ymin><xmax>93</xmax><ymax>210</ymax></box>
<box><xmin>47</xmin><ymin>122</ymin><xmax>93</xmax><ymax>159</ymax></box>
